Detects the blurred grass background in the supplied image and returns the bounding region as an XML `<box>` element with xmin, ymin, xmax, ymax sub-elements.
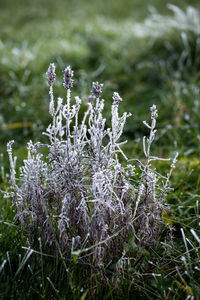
<box><xmin>1</xmin><ymin>0</ymin><xmax>200</xmax><ymax>160</ymax></box>
<box><xmin>0</xmin><ymin>0</ymin><xmax>200</xmax><ymax>298</ymax></box>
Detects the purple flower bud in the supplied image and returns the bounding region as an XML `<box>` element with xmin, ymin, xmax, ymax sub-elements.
<box><xmin>92</xmin><ymin>82</ymin><xmax>103</xmax><ymax>98</ymax></box>
<box><xmin>63</xmin><ymin>66</ymin><xmax>74</xmax><ymax>89</ymax></box>
<box><xmin>112</xmin><ymin>92</ymin><xmax>122</xmax><ymax>105</ymax></box>
<box><xmin>46</xmin><ymin>63</ymin><xmax>56</xmax><ymax>86</ymax></box>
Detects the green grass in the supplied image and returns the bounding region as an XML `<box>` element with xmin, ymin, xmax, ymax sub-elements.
<box><xmin>0</xmin><ymin>0</ymin><xmax>200</xmax><ymax>299</ymax></box>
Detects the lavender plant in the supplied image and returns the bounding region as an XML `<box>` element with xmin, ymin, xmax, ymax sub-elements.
<box><xmin>7</xmin><ymin>64</ymin><xmax>177</xmax><ymax>267</ymax></box>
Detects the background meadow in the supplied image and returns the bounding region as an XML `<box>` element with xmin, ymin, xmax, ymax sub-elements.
<box><xmin>0</xmin><ymin>0</ymin><xmax>200</xmax><ymax>299</ymax></box>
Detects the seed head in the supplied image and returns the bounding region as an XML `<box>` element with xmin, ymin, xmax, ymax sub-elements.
<box><xmin>112</xmin><ymin>92</ymin><xmax>122</xmax><ymax>105</ymax></box>
<box><xmin>92</xmin><ymin>82</ymin><xmax>103</xmax><ymax>98</ymax></box>
<box><xmin>63</xmin><ymin>66</ymin><xmax>74</xmax><ymax>89</ymax></box>
<box><xmin>46</xmin><ymin>63</ymin><xmax>56</xmax><ymax>86</ymax></box>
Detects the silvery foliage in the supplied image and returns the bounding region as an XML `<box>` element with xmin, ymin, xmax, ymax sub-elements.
<box><xmin>7</xmin><ymin>64</ymin><xmax>177</xmax><ymax>266</ymax></box>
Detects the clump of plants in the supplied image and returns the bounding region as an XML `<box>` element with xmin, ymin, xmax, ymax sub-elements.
<box><xmin>7</xmin><ymin>64</ymin><xmax>177</xmax><ymax>268</ymax></box>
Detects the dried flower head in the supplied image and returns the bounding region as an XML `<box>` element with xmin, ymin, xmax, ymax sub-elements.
<box><xmin>63</xmin><ymin>66</ymin><xmax>74</xmax><ymax>89</ymax></box>
<box><xmin>112</xmin><ymin>92</ymin><xmax>122</xmax><ymax>105</ymax></box>
<box><xmin>92</xmin><ymin>82</ymin><xmax>103</xmax><ymax>98</ymax></box>
<box><xmin>46</xmin><ymin>63</ymin><xmax>56</xmax><ymax>86</ymax></box>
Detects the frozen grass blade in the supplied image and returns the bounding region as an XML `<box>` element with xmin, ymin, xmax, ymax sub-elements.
<box><xmin>15</xmin><ymin>248</ymin><xmax>33</xmax><ymax>277</ymax></box>
<box><xmin>0</xmin><ymin>260</ymin><xmax>7</xmax><ymax>273</ymax></box>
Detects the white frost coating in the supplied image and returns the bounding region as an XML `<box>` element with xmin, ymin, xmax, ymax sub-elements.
<box><xmin>7</xmin><ymin>65</ymin><xmax>177</xmax><ymax>266</ymax></box>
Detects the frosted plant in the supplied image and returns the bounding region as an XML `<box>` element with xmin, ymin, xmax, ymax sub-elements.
<box><xmin>133</xmin><ymin>105</ymin><xmax>178</xmax><ymax>247</ymax></box>
<box><xmin>7</xmin><ymin>64</ymin><xmax>177</xmax><ymax>267</ymax></box>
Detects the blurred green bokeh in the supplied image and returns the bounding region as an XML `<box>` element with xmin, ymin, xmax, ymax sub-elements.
<box><xmin>0</xmin><ymin>0</ymin><xmax>200</xmax><ymax>164</ymax></box>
